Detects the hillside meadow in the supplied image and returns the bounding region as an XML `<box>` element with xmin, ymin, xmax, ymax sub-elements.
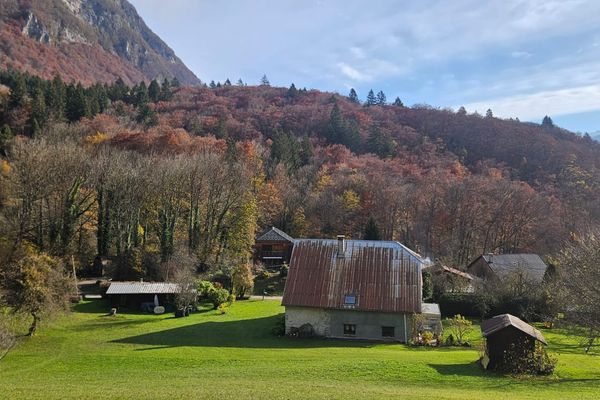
<box><xmin>0</xmin><ymin>300</ymin><xmax>598</xmax><ymax>400</ymax></box>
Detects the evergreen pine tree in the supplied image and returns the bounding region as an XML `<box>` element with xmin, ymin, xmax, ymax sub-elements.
<box><xmin>31</xmin><ymin>118</ymin><xmax>41</xmax><ymax>137</ymax></box>
<box><xmin>299</xmin><ymin>135</ymin><xmax>313</xmax><ymax>166</ymax></box>
<box><xmin>366</xmin><ymin>125</ymin><xmax>397</xmax><ymax>158</ymax></box>
<box><xmin>376</xmin><ymin>90</ymin><xmax>387</xmax><ymax>105</ymax></box>
<box><xmin>236</xmin><ymin>78</ymin><xmax>244</xmax><ymax>86</ymax></box>
<box><xmin>327</xmin><ymin>102</ymin><xmax>345</xmax><ymax>143</ymax></box>
<box><xmin>109</xmin><ymin>78</ymin><xmax>129</xmax><ymax>102</ymax></box>
<box><xmin>286</xmin><ymin>83</ymin><xmax>298</xmax><ymax>99</ymax></box>
<box><xmin>216</xmin><ymin>117</ymin><xmax>228</xmax><ymax>139</ymax></box>
<box><xmin>0</xmin><ymin>124</ymin><xmax>13</xmax><ymax>155</ymax></box>
<box><xmin>363</xmin><ymin>216</ymin><xmax>381</xmax><ymax>240</ymax></box>
<box><xmin>66</xmin><ymin>84</ymin><xmax>89</xmax><ymax>122</ymax></box>
<box><xmin>148</xmin><ymin>79</ymin><xmax>161</xmax><ymax>102</ymax></box>
<box><xmin>224</xmin><ymin>78</ymin><xmax>232</xmax><ymax>86</ymax></box>
<box><xmin>486</xmin><ymin>108</ymin><xmax>493</xmax><ymax>118</ymax></box>
<box><xmin>216</xmin><ymin>82</ymin><xmax>222</xmax><ymax>88</ymax></box>
<box><xmin>542</xmin><ymin>115</ymin><xmax>554</xmax><ymax>128</ymax></box>
<box><xmin>134</xmin><ymin>82</ymin><xmax>149</xmax><ymax>106</ymax></box>
<box><xmin>9</xmin><ymin>74</ymin><xmax>27</xmax><ymax>108</ymax></box>
<box><xmin>393</xmin><ymin>97</ymin><xmax>403</xmax><ymax>107</ymax></box>
<box><xmin>171</xmin><ymin>77</ymin><xmax>181</xmax><ymax>87</ymax></box>
<box><xmin>29</xmin><ymin>87</ymin><xmax>47</xmax><ymax>128</ymax></box>
<box><xmin>136</xmin><ymin>103</ymin><xmax>158</xmax><ymax>129</ymax></box>
<box><xmin>365</xmin><ymin>89</ymin><xmax>376</xmax><ymax>106</ymax></box>
<box><xmin>260</xmin><ymin>74</ymin><xmax>270</xmax><ymax>86</ymax></box>
<box><xmin>47</xmin><ymin>75</ymin><xmax>66</xmax><ymax>121</ymax></box>
<box><xmin>160</xmin><ymin>78</ymin><xmax>173</xmax><ymax>101</ymax></box>
<box><xmin>344</xmin><ymin>120</ymin><xmax>362</xmax><ymax>153</ymax></box>
<box><xmin>209</xmin><ymin>80</ymin><xmax>217</xmax><ymax>89</ymax></box>
<box><xmin>348</xmin><ymin>88</ymin><xmax>359</xmax><ymax>103</ymax></box>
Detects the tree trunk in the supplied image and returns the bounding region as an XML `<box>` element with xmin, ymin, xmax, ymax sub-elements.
<box><xmin>27</xmin><ymin>312</ymin><xmax>39</xmax><ymax>336</ymax></box>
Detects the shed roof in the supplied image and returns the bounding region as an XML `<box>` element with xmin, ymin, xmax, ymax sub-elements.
<box><xmin>106</xmin><ymin>281</ymin><xmax>182</xmax><ymax>295</ymax></box>
<box><xmin>282</xmin><ymin>239</ymin><xmax>424</xmax><ymax>313</ymax></box>
<box><xmin>481</xmin><ymin>314</ymin><xmax>547</xmax><ymax>344</ymax></box>
<box><xmin>471</xmin><ymin>254</ymin><xmax>548</xmax><ymax>282</ymax></box>
<box><xmin>441</xmin><ymin>265</ymin><xmax>477</xmax><ymax>280</ymax></box>
<box><xmin>256</xmin><ymin>227</ymin><xmax>294</xmax><ymax>242</ymax></box>
<box><xmin>421</xmin><ymin>303</ymin><xmax>441</xmax><ymax>316</ymax></box>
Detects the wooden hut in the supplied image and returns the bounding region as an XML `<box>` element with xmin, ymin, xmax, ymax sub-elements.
<box><xmin>480</xmin><ymin>314</ymin><xmax>547</xmax><ymax>369</ymax></box>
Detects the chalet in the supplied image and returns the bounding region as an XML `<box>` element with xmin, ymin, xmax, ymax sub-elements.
<box><xmin>254</xmin><ymin>227</ymin><xmax>294</xmax><ymax>268</ymax></box>
<box><xmin>282</xmin><ymin>235</ymin><xmax>441</xmax><ymax>341</ymax></box>
<box><xmin>467</xmin><ymin>253</ymin><xmax>548</xmax><ymax>284</ymax></box>
<box><xmin>106</xmin><ymin>281</ymin><xmax>182</xmax><ymax>310</ymax></box>
<box><xmin>480</xmin><ymin>313</ymin><xmax>547</xmax><ymax>370</ymax></box>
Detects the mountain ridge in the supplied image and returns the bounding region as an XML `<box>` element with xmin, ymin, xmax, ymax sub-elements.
<box><xmin>0</xmin><ymin>0</ymin><xmax>200</xmax><ymax>86</ymax></box>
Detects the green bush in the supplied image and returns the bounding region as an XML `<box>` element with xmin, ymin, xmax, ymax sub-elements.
<box><xmin>196</xmin><ymin>280</ymin><xmax>215</xmax><ymax>299</ymax></box>
<box><xmin>499</xmin><ymin>341</ymin><xmax>557</xmax><ymax>375</ymax></box>
<box><xmin>439</xmin><ymin>293</ymin><xmax>482</xmax><ymax>317</ymax></box>
<box><xmin>207</xmin><ymin>287</ymin><xmax>230</xmax><ymax>309</ymax></box>
<box><xmin>256</xmin><ymin>270</ymin><xmax>270</xmax><ymax>280</ymax></box>
<box><xmin>279</xmin><ymin>264</ymin><xmax>289</xmax><ymax>277</ymax></box>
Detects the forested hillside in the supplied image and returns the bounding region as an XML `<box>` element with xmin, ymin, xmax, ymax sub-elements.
<box><xmin>1</xmin><ymin>70</ymin><xmax>599</xmax><ymax>277</ymax></box>
<box><xmin>0</xmin><ymin>0</ymin><xmax>200</xmax><ymax>85</ymax></box>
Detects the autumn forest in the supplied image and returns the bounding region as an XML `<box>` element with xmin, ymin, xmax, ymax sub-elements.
<box><xmin>0</xmin><ymin>68</ymin><xmax>600</xmax><ymax>284</ymax></box>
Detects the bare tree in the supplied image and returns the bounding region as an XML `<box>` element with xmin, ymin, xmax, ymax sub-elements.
<box><xmin>556</xmin><ymin>230</ymin><xmax>600</xmax><ymax>353</ymax></box>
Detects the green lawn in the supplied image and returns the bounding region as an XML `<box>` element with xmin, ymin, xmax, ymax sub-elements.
<box><xmin>0</xmin><ymin>300</ymin><xmax>598</xmax><ymax>400</ymax></box>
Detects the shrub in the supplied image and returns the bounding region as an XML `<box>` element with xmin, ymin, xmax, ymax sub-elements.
<box><xmin>279</xmin><ymin>264</ymin><xmax>288</xmax><ymax>277</ymax></box>
<box><xmin>207</xmin><ymin>287</ymin><xmax>230</xmax><ymax>309</ymax></box>
<box><xmin>438</xmin><ymin>293</ymin><xmax>482</xmax><ymax>317</ymax></box>
<box><xmin>210</xmin><ymin>271</ymin><xmax>231</xmax><ymax>289</ymax></box>
<box><xmin>216</xmin><ymin>303</ymin><xmax>228</xmax><ymax>315</ymax></box>
<box><xmin>196</xmin><ymin>280</ymin><xmax>215</xmax><ymax>299</ymax></box>
<box><xmin>499</xmin><ymin>341</ymin><xmax>557</xmax><ymax>375</ymax></box>
<box><xmin>445</xmin><ymin>314</ymin><xmax>473</xmax><ymax>345</ymax></box>
<box><xmin>256</xmin><ymin>270</ymin><xmax>270</xmax><ymax>280</ymax></box>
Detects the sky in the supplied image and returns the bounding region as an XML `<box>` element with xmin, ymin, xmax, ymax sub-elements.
<box><xmin>130</xmin><ymin>0</ymin><xmax>600</xmax><ymax>134</ymax></box>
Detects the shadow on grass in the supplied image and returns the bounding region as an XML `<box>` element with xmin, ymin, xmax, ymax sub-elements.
<box><xmin>113</xmin><ymin>314</ymin><xmax>378</xmax><ymax>349</ymax></box>
<box><xmin>69</xmin><ymin>317</ymin><xmax>157</xmax><ymax>332</ymax></box>
<box><xmin>429</xmin><ymin>361</ymin><xmax>488</xmax><ymax>378</ymax></box>
<box><xmin>72</xmin><ymin>300</ymin><xmax>110</xmax><ymax>313</ymax></box>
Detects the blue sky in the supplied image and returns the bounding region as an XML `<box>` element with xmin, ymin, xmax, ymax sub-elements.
<box><xmin>130</xmin><ymin>0</ymin><xmax>600</xmax><ymax>134</ymax></box>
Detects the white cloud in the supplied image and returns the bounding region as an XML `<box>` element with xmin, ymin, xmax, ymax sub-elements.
<box><xmin>462</xmin><ymin>84</ymin><xmax>600</xmax><ymax>120</ymax></box>
<box><xmin>511</xmin><ymin>51</ymin><xmax>532</xmax><ymax>59</ymax></box>
<box><xmin>338</xmin><ymin>62</ymin><xmax>370</xmax><ymax>81</ymax></box>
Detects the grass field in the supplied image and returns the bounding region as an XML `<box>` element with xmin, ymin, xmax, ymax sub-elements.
<box><xmin>0</xmin><ymin>300</ymin><xmax>598</xmax><ymax>400</ymax></box>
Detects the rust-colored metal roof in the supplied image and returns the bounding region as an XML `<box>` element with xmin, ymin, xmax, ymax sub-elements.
<box><xmin>282</xmin><ymin>239</ymin><xmax>423</xmax><ymax>313</ymax></box>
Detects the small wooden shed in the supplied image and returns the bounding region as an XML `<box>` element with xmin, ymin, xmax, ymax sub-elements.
<box><xmin>480</xmin><ymin>314</ymin><xmax>547</xmax><ymax>369</ymax></box>
<box><xmin>106</xmin><ymin>281</ymin><xmax>181</xmax><ymax>310</ymax></box>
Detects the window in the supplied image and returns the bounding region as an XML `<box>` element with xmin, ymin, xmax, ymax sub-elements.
<box><xmin>344</xmin><ymin>294</ymin><xmax>356</xmax><ymax>305</ymax></box>
<box><xmin>343</xmin><ymin>324</ymin><xmax>356</xmax><ymax>335</ymax></box>
<box><xmin>381</xmin><ymin>326</ymin><xmax>395</xmax><ymax>338</ymax></box>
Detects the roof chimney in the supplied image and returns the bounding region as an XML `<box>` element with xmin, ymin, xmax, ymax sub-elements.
<box><xmin>337</xmin><ymin>235</ymin><xmax>346</xmax><ymax>257</ymax></box>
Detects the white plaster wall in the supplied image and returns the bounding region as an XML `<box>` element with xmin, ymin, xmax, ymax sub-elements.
<box><xmin>285</xmin><ymin>306</ymin><xmax>331</xmax><ymax>336</ymax></box>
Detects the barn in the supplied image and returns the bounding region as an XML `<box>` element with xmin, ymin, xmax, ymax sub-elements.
<box><xmin>282</xmin><ymin>235</ymin><xmax>440</xmax><ymax>342</ymax></box>
<box><xmin>480</xmin><ymin>313</ymin><xmax>547</xmax><ymax>370</ymax></box>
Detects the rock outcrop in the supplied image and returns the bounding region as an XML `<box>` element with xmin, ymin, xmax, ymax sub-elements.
<box><xmin>0</xmin><ymin>0</ymin><xmax>200</xmax><ymax>85</ymax></box>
